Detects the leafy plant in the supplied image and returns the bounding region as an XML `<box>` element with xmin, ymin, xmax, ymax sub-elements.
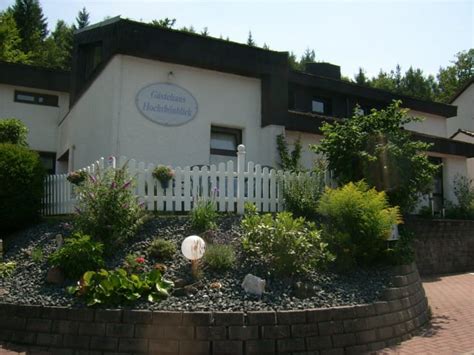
<box><xmin>190</xmin><ymin>196</ymin><xmax>218</xmax><ymax>232</ymax></box>
<box><xmin>48</xmin><ymin>233</ymin><xmax>105</xmax><ymax>279</ymax></box>
<box><xmin>0</xmin><ymin>261</ymin><xmax>16</xmax><ymax>278</ymax></box>
<box><xmin>67</xmin><ymin>170</ymin><xmax>88</xmax><ymax>186</ymax></box>
<box><xmin>281</xmin><ymin>161</ymin><xmax>327</xmax><ymax>219</ymax></box>
<box><xmin>68</xmin><ymin>268</ymin><xmax>174</xmax><ymax>306</ymax></box>
<box><xmin>276</xmin><ymin>134</ymin><xmax>303</xmax><ymax>172</ymax></box>
<box><xmin>31</xmin><ymin>246</ymin><xmax>43</xmax><ymax>263</ymax></box>
<box><xmin>445</xmin><ymin>174</ymin><xmax>474</xmax><ymax>219</ymax></box>
<box><xmin>0</xmin><ymin>118</ymin><xmax>28</xmax><ymax>146</ymax></box>
<box><xmin>148</xmin><ymin>238</ymin><xmax>177</xmax><ymax>261</ymax></box>
<box><xmin>241</xmin><ymin>211</ymin><xmax>333</xmax><ymax>275</ymax></box>
<box><xmin>384</xmin><ymin>229</ymin><xmax>415</xmax><ymax>266</ymax></box>
<box><xmin>0</xmin><ymin>143</ymin><xmax>45</xmax><ymax>232</ymax></box>
<box><xmin>317</xmin><ymin>181</ymin><xmax>402</xmax><ymax>269</ymax></box>
<box><xmin>73</xmin><ymin>163</ymin><xmax>146</xmax><ymax>244</ymax></box>
<box><xmin>123</xmin><ymin>254</ymin><xmax>146</xmax><ymax>273</ymax></box>
<box><xmin>152</xmin><ymin>166</ymin><xmax>174</xmax><ymax>185</ymax></box>
<box><xmin>203</xmin><ymin>244</ymin><xmax>236</xmax><ymax>271</ymax></box>
<box><xmin>312</xmin><ymin>101</ymin><xmax>439</xmax><ymax>212</ymax></box>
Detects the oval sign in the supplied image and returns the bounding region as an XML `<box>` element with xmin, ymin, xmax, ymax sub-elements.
<box><xmin>135</xmin><ymin>83</ymin><xmax>198</xmax><ymax>126</ymax></box>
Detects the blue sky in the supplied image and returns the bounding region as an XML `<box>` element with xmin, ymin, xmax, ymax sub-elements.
<box><xmin>1</xmin><ymin>0</ymin><xmax>472</xmax><ymax>78</ymax></box>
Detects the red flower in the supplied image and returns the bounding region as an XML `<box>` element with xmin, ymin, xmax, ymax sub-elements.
<box><xmin>135</xmin><ymin>257</ymin><xmax>145</xmax><ymax>264</ymax></box>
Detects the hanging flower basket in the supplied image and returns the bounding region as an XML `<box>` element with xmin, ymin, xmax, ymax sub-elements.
<box><xmin>152</xmin><ymin>166</ymin><xmax>174</xmax><ymax>189</ymax></box>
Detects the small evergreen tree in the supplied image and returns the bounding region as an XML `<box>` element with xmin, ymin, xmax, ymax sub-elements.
<box><xmin>11</xmin><ymin>0</ymin><xmax>48</xmax><ymax>53</ymax></box>
<box><xmin>247</xmin><ymin>31</ymin><xmax>255</xmax><ymax>46</ymax></box>
<box><xmin>75</xmin><ymin>7</ymin><xmax>90</xmax><ymax>29</ymax></box>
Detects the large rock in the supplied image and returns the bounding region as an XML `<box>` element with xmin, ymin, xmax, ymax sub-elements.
<box><xmin>46</xmin><ymin>267</ymin><xmax>65</xmax><ymax>284</ymax></box>
<box><xmin>241</xmin><ymin>274</ymin><xmax>265</xmax><ymax>296</ymax></box>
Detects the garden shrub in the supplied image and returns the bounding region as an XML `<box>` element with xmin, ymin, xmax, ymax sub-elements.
<box><xmin>0</xmin><ymin>261</ymin><xmax>16</xmax><ymax>278</ymax></box>
<box><xmin>68</xmin><ymin>268</ymin><xmax>174</xmax><ymax>306</ymax></box>
<box><xmin>444</xmin><ymin>175</ymin><xmax>474</xmax><ymax>219</ymax></box>
<box><xmin>148</xmin><ymin>238</ymin><xmax>177</xmax><ymax>261</ymax></box>
<box><xmin>241</xmin><ymin>211</ymin><xmax>333</xmax><ymax>275</ymax></box>
<box><xmin>48</xmin><ymin>233</ymin><xmax>105</xmax><ymax>279</ymax></box>
<box><xmin>383</xmin><ymin>229</ymin><xmax>414</xmax><ymax>265</ymax></box>
<box><xmin>190</xmin><ymin>197</ymin><xmax>218</xmax><ymax>232</ymax></box>
<box><xmin>281</xmin><ymin>163</ymin><xmax>326</xmax><ymax>219</ymax></box>
<box><xmin>203</xmin><ymin>244</ymin><xmax>236</xmax><ymax>271</ymax></box>
<box><xmin>0</xmin><ymin>118</ymin><xmax>28</xmax><ymax>146</ymax></box>
<box><xmin>0</xmin><ymin>143</ymin><xmax>45</xmax><ymax>232</ymax></box>
<box><xmin>74</xmin><ymin>164</ymin><xmax>146</xmax><ymax>244</ymax></box>
<box><xmin>317</xmin><ymin>181</ymin><xmax>402</xmax><ymax>269</ymax></box>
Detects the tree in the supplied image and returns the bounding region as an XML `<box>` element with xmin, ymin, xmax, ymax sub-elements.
<box><xmin>247</xmin><ymin>31</ymin><xmax>255</xmax><ymax>46</ymax></box>
<box><xmin>312</xmin><ymin>100</ymin><xmax>439</xmax><ymax>212</ymax></box>
<box><xmin>437</xmin><ymin>49</ymin><xmax>474</xmax><ymax>102</ymax></box>
<box><xmin>75</xmin><ymin>7</ymin><xmax>90</xmax><ymax>30</ymax></box>
<box><xmin>299</xmin><ymin>48</ymin><xmax>316</xmax><ymax>68</ymax></box>
<box><xmin>11</xmin><ymin>0</ymin><xmax>48</xmax><ymax>54</ymax></box>
<box><xmin>180</xmin><ymin>25</ymin><xmax>196</xmax><ymax>33</ymax></box>
<box><xmin>151</xmin><ymin>17</ymin><xmax>176</xmax><ymax>29</ymax></box>
<box><xmin>369</xmin><ymin>69</ymin><xmax>397</xmax><ymax>92</ymax></box>
<box><xmin>288</xmin><ymin>52</ymin><xmax>299</xmax><ymax>70</ymax></box>
<box><xmin>0</xmin><ymin>11</ymin><xmax>30</xmax><ymax>63</ymax></box>
<box><xmin>200</xmin><ymin>27</ymin><xmax>209</xmax><ymax>36</ymax></box>
<box><xmin>354</xmin><ymin>67</ymin><xmax>368</xmax><ymax>85</ymax></box>
<box><xmin>262</xmin><ymin>42</ymin><xmax>269</xmax><ymax>50</ymax></box>
<box><xmin>400</xmin><ymin>67</ymin><xmax>436</xmax><ymax>101</ymax></box>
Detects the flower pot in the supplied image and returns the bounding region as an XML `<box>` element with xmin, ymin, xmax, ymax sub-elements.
<box><xmin>160</xmin><ymin>180</ymin><xmax>170</xmax><ymax>189</ymax></box>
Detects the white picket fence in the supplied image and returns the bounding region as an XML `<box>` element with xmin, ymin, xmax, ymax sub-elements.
<box><xmin>42</xmin><ymin>145</ymin><xmax>332</xmax><ymax>215</ymax></box>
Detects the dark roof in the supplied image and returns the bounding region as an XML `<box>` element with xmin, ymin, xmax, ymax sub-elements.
<box><xmin>450</xmin><ymin>128</ymin><xmax>474</xmax><ymax>139</ymax></box>
<box><xmin>289</xmin><ymin>70</ymin><xmax>457</xmax><ymax>118</ymax></box>
<box><xmin>286</xmin><ymin>110</ymin><xmax>474</xmax><ymax>158</ymax></box>
<box><xmin>0</xmin><ymin>61</ymin><xmax>70</xmax><ymax>92</ymax></box>
<box><xmin>449</xmin><ymin>77</ymin><xmax>474</xmax><ymax>103</ymax></box>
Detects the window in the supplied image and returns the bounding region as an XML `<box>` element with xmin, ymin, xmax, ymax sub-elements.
<box><xmin>311</xmin><ymin>97</ymin><xmax>331</xmax><ymax>114</ymax></box>
<box><xmin>210</xmin><ymin>126</ymin><xmax>242</xmax><ymax>156</ymax></box>
<box><xmin>14</xmin><ymin>91</ymin><xmax>58</xmax><ymax>107</ymax></box>
<box><xmin>38</xmin><ymin>152</ymin><xmax>56</xmax><ymax>175</ymax></box>
<box><xmin>429</xmin><ymin>157</ymin><xmax>443</xmax><ymax>213</ymax></box>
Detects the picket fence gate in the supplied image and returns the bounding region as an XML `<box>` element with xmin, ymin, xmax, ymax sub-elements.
<box><xmin>42</xmin><ymin>145</ymin><xmax>332</xmax><ymax>216</ymax></box>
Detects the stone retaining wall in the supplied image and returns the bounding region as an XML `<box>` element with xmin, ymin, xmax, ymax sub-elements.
<box><xmin>0</xmin><ymin>263</ymin><xmax>429</xmax><ymax>354</ymax></box>
<box><xmin>407</xmin><ymin>218</ymin><xmax>474</xmax><ymax>275</ymax></box>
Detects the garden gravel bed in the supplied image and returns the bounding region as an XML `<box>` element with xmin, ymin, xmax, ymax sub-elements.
<box><xmin>0</xmin><ymin>216</ymin><xmax>392</xmax><ymax>311</ymax></box>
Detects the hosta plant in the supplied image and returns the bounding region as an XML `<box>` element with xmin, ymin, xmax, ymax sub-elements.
<box><xmin>68</xmin><ymin>268</ymin><xmax>174</xmax><ymax>306</ymax></box>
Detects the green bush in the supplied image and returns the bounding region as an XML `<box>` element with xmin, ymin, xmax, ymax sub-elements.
<box><xmin>317</xmin><ymin>181</ymin><xmax>402</xmax><ymax>269</ymax></box>
<box><xmin>67</xmin><ymin>268</ymin><xmax>174</xmax><ymax>306</ymax></box>
<box><xmin>190</xmin><ymin>197</ymin><xmax>218</xmax><ymax>232</ymax></box>
<box><xmin>241</xmin><ymin>211</ymin><xmax>333</xmax><ymax>275</ymax></box>
<box><xmin>445</xmin><ymin>175</ymin><xmax>474</xmax><ymax>219</ymax></box>
<box><xmin>0</xmin><ymin>143</ymin><xmax>45</xmax><ymax>232</ymax></box>
<box><xmin>48</xmin><ymin>233</ymin><xmax>105</xmax><ymax>279</ymax></box>
<box><xmin>281</xmin><ymin>165</ymin><xmax>326</xmax><ymax>219</ymax></box>
<box><xmin>383</xmin><ymin>229</ymin><xmax>414</xmax><ymax>266</ymax></box>
<box><xmin>0</xmin><ymin>261</ymin><xmax>16</xmax><ymax>278</ymax></box>
<box><xmin>148</xmin><ymin>239</ymin><xmax>176</xmax><ymax>261</ymax></box>
<box><xmin>0</xmin><ymin>118</ymin><xmax>28</xmax><ymax>146</ymax></box>
<box><xmin>203</xmin><ymin>244</ymin><xmax>236</xmax><ymax>271</ymax></box>
<box><xmin>74</xmin><ymin>164</ymin><xmax>146</xmax><ymax>244</ymax></box>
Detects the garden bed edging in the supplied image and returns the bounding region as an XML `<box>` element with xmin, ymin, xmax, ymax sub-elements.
<box><xmin>0</xmin><ymin>263</ymin><xmax>429</xmax><ymax>354</ymax></box>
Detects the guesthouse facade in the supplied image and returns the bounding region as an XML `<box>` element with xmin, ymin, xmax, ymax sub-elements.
<box><xmin>1</xmin><ymin>17</ymin><xmax>474</xmax><ymax>208</ymax></box>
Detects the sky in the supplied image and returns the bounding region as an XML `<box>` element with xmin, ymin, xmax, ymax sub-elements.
<box><xmin>0</xmin><ymin>0</ymin><xmax>472</xmax><ymax>79</ymax></box>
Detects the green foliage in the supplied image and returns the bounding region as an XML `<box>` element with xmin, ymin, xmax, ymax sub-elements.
<box><xmin>317</xmin><ymin>181</ymin><xmax>402</xmax><ymax>269</ymax></box>
<box><xmin>247</xmin><ymin>31</ymin><xmax>255</xmax><ymax>46</ymax></box>
<box><xmin>203</xmin><ymin>244</ymin><xmax>236</xmax><ymax>271</ymax></box>
<box><xmin>276</xmin><ymin>134</ymin><xmax>303</xmax><ymax>172</ymax></box>
<box><xmin>67</xmin><ymin>170</ymin><xmax>88</xmax><ymax>185</ymax></box>
<box><xmin>313</xmin><ymin>100</ymin><xmax>439</xmax><ymax>212</ymax></box>
<box><xmin>73</xmin><ymin>164</ymin><xmax>146</xmax><ymax>244</ymax></box>
<box><xmin>0</xmin><ymin>118</ymin><xmax>28</xmax><ymax>146</ymax></box>
<box><xmin>190</xmin><ymin>197</ymin><xmax>218</xmax><ymax>232</ymax></box>
<box><xmin>241</xmin><ymin>211</ymin><xmax>333</xmax><ymax>275</ymax></box>
<box><xmin>437</xmin><ymin>49</ymin><xmax>473</xmax><ymax>103</ymax></box>
<box><xmin>0</xmin><ymin>143</ymin><xmax>44</xmax><ymax>232</ymax></box>
<box><xmin>67</xmin><ymin>268</ymin><xmax>173</xmax><ymax>306</ymax></box>
<box><xmin>74</xmin><ymin>7</ymin><xmax>90</xmax><ymax>30</ymax></box>
<box><xmin>11</xmin><ymin>0</ymin><xmax>48</xmax><ymax>53</ymax></box>
<box><xmin>148</xmin><ymin>239</ymin><xmax>177</xmax><ymax>261</ymax></box>
<box><xmin>445</xmin><ymin>174</ymin><xmax>474</xmax><ymax>219</ymax></box>
<box><xmin>123</xmin><ymin>254</ymin><xmax>145</xmax><ymax>273</ymax></box>
<box><xmin>48</xmin><ymin>233</ymin><xmax>105</xmax><ymax>279</ymax></box>
<box><xmin>383</xmin><ymin>229</ymin><xmax>414</xmax><ymax>266</ymax></box>
<box><xmin>281</xmin><ymin>162</ymin><xmax>326</xmax><ymax>219</ymax></box>
<box><xmin>152</xmin><ymin>165</ymin><xmax>174</xmax><ymax>184</ymax></box>
<box><xmin>31</xmin><ymin>246</ymin><xmax>43</xmax><ymax>263</ymax></box>
<box><xmin>0</xmin><ymin>261</ymin><xmax>16</xmax><ymax>278</ymax></box>
<box><xmin>0</xmin><ymin>11</ymin><xmax>30</xmax><ymax>63</ymax></box>
<box><xmin>150</xmin><ymin>17</ymin><xmax>176</xmax><ymax>28</ymax></box>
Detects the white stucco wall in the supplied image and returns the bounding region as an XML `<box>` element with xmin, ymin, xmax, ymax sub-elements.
<box><xmin>451</xmin><ymin>131</ymin><xmax>474</xmax><ymax>181</ymax></box>
<box><xmin>284</xmin><ymin>130</ymin><xmax>323</xmax><ymax>170</ymax></box>
<box><xmin>115</xmin><ymin>55</ymin><xmax>282</xmax><ymax>167</ymax></box>
<box><xmin>58</xmin><ymin>56</ymin><xmax>123</xmax><ymax>170</ymax></box>
<box><xmin>447</xmin><ymin>83</ymin><xmax>474</xmax><ymax>137</ymax></box>
<box><xmin>0</xmin><ymin>84</ymin><xmax>69</xmax><ymax>152</ymax></box>
<box><xmin>404</xmin><ymin>110</ymin><xmax>448</xmax><ymax>138</ymax></box>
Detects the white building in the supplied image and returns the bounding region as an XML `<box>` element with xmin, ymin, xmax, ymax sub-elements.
<box><xmin>1</xmin><ymin>17</ymin><xmax>473</xmax><ymax>209</ymax></box>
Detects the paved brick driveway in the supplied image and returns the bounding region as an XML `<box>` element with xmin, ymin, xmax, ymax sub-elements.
<box><xmin>1</xmin><ymin>272</ymin><xmax>474</xmax><ymax>354</ymax></box>
<box><xmin>379</xmin><ymin>272</ymin><xmax>474</xmax><ymax>354</ymax></box>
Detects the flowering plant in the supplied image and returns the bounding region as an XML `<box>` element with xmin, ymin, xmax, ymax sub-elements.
<box><xmin>123</xmin><ymin>254</ymin><xmax>146</xmax><ymax>273</ymax></box>
<box><xmin>67</xmin><ymin>170</ymin><xmax>88</xmax><ymax>186</ymax></box>
<box><xmin>152</xmin><ymin>166</ymin><xmax>174</xmax><ymax>184</ymax></box>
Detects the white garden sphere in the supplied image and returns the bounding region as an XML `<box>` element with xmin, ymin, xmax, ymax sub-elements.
<box><xmin>181</xmin><ymin>235</ymin><xmax>206</xmax><ymax>261</ymax></box>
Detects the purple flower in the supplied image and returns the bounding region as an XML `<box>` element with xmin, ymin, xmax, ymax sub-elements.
<box><xmin>89</xmin><ymin>175</ymin><xmax>97</xmax><ymax>183</ymax></box>
<box><xmin>111</xmin><ymin>181</ymin><xmax>117</xmax><ymax>189</ymax></box>
<box><xmin>122</xmin><ymin>180</ymin><xmax>132</xmax><ymax>189</ymax></box>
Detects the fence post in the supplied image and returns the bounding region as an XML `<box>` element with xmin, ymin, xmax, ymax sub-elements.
<box><xmin>236</xmin><ymin>144</ymin><xmax>246</xmax><ymax>214</ymax></box>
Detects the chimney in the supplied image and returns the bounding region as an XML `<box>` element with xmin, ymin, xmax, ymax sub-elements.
<box><xmin>304</xmin><ymin>62</ymin><xmax>341</xmax><ymax>80</ymax></box>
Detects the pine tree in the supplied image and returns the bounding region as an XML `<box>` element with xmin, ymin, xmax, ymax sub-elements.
<box><xmin>299</xmin><ymin>48</ymin><xmax>315</xmax><ymax>68</ymax></box>
<box><xmin>150</xmin><ymin>17</ymin><xmax>176</xmax><ymax>29</ymax></box>
<box><xmin>0</xmin><ymin>10</ymin><xmax>30</xmax><ymax>63</ymax></box>
<box><xmin>262</xmin><ymin>42</ymin><xmax>269</xmax><ymax>50</ymax></box>
<box><xmin>201</xmin><ymin>27</ymin><xmax>209</xmax><ymax>36</ymax></box>
<box><xmin>354</xmin><ymin>67</ymin><xmax>368</xmax><ymax>85</ymax></box>
<box><xmin>75</xmin><ymin>7</ymin><xmax>90</xmax><ymax>30</ymax></box>
<box><xmin>11</xmin><ymin>0</ymin><xmax>48</xmax><ymax>53</ymax></box>
<box><xmin>247</xmin><ymin>31</ymin><xmax>255</xmax><ymax>46</ymax></box>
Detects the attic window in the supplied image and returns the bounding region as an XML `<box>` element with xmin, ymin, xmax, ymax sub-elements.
<box><xmin>14</xmin><ymin>90</ymin><xmax>58</xmax><ymax>107</ymax></box>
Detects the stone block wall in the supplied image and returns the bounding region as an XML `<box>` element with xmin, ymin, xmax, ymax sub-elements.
<box><xmin>0</xmin><ymin>263</ymin><xmax>429</xmax><ymax>354</ymax></box>
<box><xmin>407</xmin><ymin>218</ymin><xmax>474</xmax><ymax>275</ymax></box>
